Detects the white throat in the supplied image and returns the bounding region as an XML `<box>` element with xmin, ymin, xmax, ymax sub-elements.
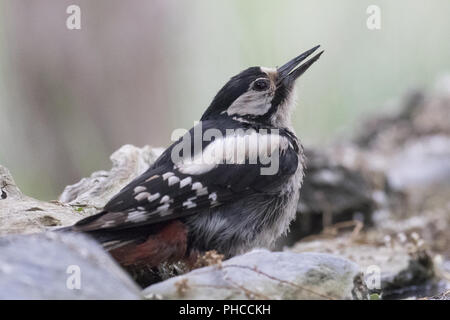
<box><xmin>271</xmin><ymin>87</ymin><xmax>297</xmax><ymax>129</ymax></box>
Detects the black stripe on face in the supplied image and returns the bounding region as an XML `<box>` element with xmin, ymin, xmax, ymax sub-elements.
<box><xmin>256</xmin><ymin>82</ymin><xmax>291</xmax><ymax>123</ymax></box>
<box><xmin>271</xmin><ymin>84</ymin><xmax>291</xmax><ymax>110</ymax></box>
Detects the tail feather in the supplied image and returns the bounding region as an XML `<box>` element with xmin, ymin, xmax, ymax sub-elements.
<box><xmin>53</xmin><ymin>213</ymin><xmax>190</xmax><ymax>270</ymax></box>
<box><xmin>52</xmin><ymin>225</ymin><xmax>74</xmax><ymax>232</ymax></box>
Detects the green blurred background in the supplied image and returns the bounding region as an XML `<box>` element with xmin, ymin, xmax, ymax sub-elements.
<box><xmin>0</xmin><ymin>0</ymin><xmax>449</xmax><ymax>200</ymax></box>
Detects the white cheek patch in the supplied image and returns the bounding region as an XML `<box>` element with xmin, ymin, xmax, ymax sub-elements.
<box><xmin>175</xmin><ymin>131</ymin><xmax>289</xmax><ymax>175</ymax></box>
<box><xmin>226</xmin><ymin>90</ymin><xmax>272</xmax><ymax>117</ymax></box>
<box><xmin>271</xmin><ymin>87</ymin><xmax>297</xmax><ymax>128</ymax></box>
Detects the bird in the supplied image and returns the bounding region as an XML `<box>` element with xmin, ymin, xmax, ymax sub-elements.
<box><xmin>66</xmin><ymin>45</ymin><xmax>323</xmax><ymax>273</ymax></box>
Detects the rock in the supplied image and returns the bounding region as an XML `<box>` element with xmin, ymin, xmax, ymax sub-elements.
<box><xmin>1</xmin><ymin>75</ymin><xmax>449</xmax><ymax>300</ymax></box>
<box><xmin>0</xmin><ymin>232</ymin><xmax>142</xmax><ymax>299</ymax></box>
<box><xmin>355</xmin><ymin>77</ymin><xmax>450</xmax><ymax>151</ymax></box>
<box><xmin>59</xmin><ymin>144</ymin><xmax>163</xmax><ymax>211</ymax></box>
<box><xmin>0</xmin><ymin>165</ymin><xmax>89</xmax><ymax>235</ymax></box>
<box><xmin>385</xmin><ymin>135</ymin><xmax>450</xmax><ymax>190</ymax></box>
<box><xmin>289</xmin><ymin>235</ymin><xmax>435</xmax><ymax>298</ymax></box>
<box><xmin>337</xmin><ymin>135</ymin><xmax>450</xmax><ymax>193</ymax></box>
<box><xmin>351</xmin><ymin>77</ymin><xmax>450</xmax><ymax>190</ymax></box>
<box><xmin>423</xmin><ymin>290</ymin><xmax>450</xmax><ymax>300</ymax></box>
<box><xmin>374</xmin><ymin>206</ymin><xmax>450</xmax><ymax>258</ymax></box>
<box><xmin>143</xmin><ymin>249</ymin><xmax>367</xmax><ymax>300</ymax></box>
<box><xmin>0</xmin><ymin>145</ymin><xmax>164</xmax><ymax>236</ymax></box>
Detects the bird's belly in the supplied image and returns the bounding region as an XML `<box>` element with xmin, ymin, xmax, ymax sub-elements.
<box><xmin>184</xmin><ymin>189</ymin><xmax>300</xmax><ymax>258</ymax></box>
<box><xmin>184</xmin><ymin>151</ymin><xmax>304</xmax><ymax>258</ymax></box>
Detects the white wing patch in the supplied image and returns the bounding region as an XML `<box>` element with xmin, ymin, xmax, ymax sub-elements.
<box><xmin>175</xmin><ymin>131</ymin><xmax>289</xmax><ymax>175</ymax></box>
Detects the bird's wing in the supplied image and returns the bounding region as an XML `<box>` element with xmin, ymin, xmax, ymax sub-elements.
<box><xmin>73</xmin><ymin>123</ymin><xmax>300</xmax><ymax>232</ymax></box>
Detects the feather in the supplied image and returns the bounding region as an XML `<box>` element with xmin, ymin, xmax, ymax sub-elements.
<box><xmin>73</xmin><ymin>119</ymin><xmax>299</xmax><ymax>233</ymax></box>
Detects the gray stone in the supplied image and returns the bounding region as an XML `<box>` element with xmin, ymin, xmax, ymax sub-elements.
<box><xmin>290</xmin><ymin>236</ymin><xmax>435</xmax><ymax>298</ymax></box>
<box><xmin>143</xmin><ymin>249</ymin><xmax>367</xmax><ymax>300</ymax></box>
<box><xmin>59</xmin><ymin>144</ymin><xmax>163</xmax><ymax>210</ymax></box>
<box><xmin>0</xmin><ymin>145</ymin><xmax>163</xmax><ymax>236</ymax></box>
<box><xmin>0</xmin><ymin>165</ymin><xmax>89</xmax><ymax>235</ymax></box>
<box><xmin>385</xmin><ymin>135</ymin><xmax>450</xmax><ymax>190</ymax></box>
<box><xmin>424</xmin><ymin>290</ymin><xmax>450</xmax><ymax>300</ymax></box>
<box><xmin>0</xmin><ymin>232</ymin><xmax>142</xmax><ymax>299</ymax></box>
<box><xmin>351</xmin><ymin>77</ymin><xmax>450</xmax><ymax>191</ymax></box>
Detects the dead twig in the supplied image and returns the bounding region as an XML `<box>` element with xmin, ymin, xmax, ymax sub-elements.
<box><xmin>222</xmin><ymin>264</ymin><xmax>336</xmax><ymax>300</ymax></box>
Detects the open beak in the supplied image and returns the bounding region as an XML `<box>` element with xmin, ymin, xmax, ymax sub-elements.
<box><xmin>277</xmin><ymin>45</ymin><xmax>323</xmax><ymax>87</ymax></box>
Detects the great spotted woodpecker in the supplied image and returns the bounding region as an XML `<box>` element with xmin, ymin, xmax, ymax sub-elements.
<box><xmin>68</xmin><ymin>46</ymin><xmax>323</xmax><ymax>270</ymax></box>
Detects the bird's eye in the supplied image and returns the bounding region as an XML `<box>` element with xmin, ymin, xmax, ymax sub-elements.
<box><xmin>253</xmin><ymin>79</ymin><xmax>269</xmax><ymax>91</ymax></box>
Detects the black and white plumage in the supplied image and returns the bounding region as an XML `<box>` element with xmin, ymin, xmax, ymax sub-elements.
<box><xmin>69</xmin><ymin>46</ymin><xmax>324</xmax><ymax>267</ymax></box>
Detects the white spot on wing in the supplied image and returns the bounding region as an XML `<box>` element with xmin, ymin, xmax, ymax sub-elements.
<box><xmin>182</xmin><ymin>197</ymin><xmax>197</xmax><ymax>209</ymax></box>
<box><xmin>191</xmin><ymin>182</ymin><xmax>203</xmax><ymax>190</ymax></box>
<box><xmin>162</xmin><ymin>172</ymin><xmax>175</xmax><ymax>180</ymax></box>
<box><xmin>209</xmin><ymin>192</ymin><xmax>218</xmax><ymax>203</ymax></box>
<box><xmin>168</xmin><ymin>175</ymin><xmax>180</xmax><ymax>186</ymax></box>
<box><xmin>134</xmin><ymin>186</ymin><xmax>146</xmax><ymax>194</ymax></box>
<box><xmin>156</xmin><ymin>204</ymin><xmax>170</xmax><ymax>214</ymax></box>
<box><xmin>147</xmin><ymin>193</ymin><xmax>160</xmax><ymax>202</ymax></box>
<box><xmin>125</xmin><ymin>211</ymin><xmax>147</xmax><ymax>223</ymax></box>
<box><xmin>160</xmin><ymin>195</ymin><xmax>171</xmax><ymax>203</ymax></box>
<box><xmin>179</xmin><ymin>177</ymin><xmax>192</xmax><ymax>188</ymax></box>
<box><xmin>158</xmin><ymin>208</ymin><xmax>173</xmax><ymax>217</ymax></box>
<box><xmin>134</xmin><ymin>192</ymin><xmax>151</xmax><ymax>201</ymax></box>
<box><xmin>192</xmin><ymin>182</ymin><xmax>209</xmax><ymax>196</ymax></box>
<box><xmin>196</xmin><ymin>187</ymin><xmax>208</xmax><ymax>196</ymax></box>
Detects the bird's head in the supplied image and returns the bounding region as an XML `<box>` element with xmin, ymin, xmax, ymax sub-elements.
<box><xmin>201</xmin><ymin>45</ymin><xmax>323</xmax><ymax>127</ymax></box>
